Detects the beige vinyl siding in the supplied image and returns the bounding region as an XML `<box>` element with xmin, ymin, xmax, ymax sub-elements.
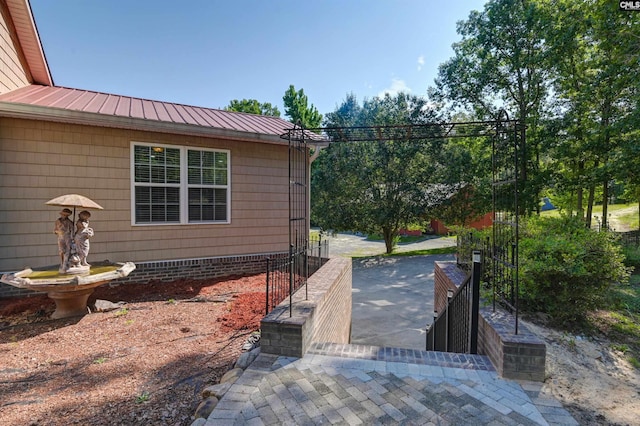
<box><xmin>0</xmin><ymin>117</ymin><xmax>292</xmax><ymax>272</ymax></box>
<box><xmin>0</xmin><ymin>3</ymin><xmax>30</xmax><ymax>94</ymax></box>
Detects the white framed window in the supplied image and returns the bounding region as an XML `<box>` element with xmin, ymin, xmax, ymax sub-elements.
<box><xmin>131</xmin><ymin>142</ymin><xmax>230</xmax><ymax>225</ymax></box>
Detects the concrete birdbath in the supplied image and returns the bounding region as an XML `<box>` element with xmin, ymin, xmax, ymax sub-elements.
<box><xmin>1</xmin><ymin>261</ymin><xmax>136</xmax><ymax>319</ymax></box>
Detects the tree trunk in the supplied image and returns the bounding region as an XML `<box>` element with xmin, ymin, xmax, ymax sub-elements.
<box><xmin>585</xmin><ymin>159</ymin><xmax>599</xmax><ymax>229</ymax></box>
<box><xmin>383</xmin><ymin>227</ymin><xmax>396</xmax><ymax>254</ymax></box>
<box><xmin>602</xmin><ymin>180</ymin><xmax>609</xmax><ymax>230</ymax></box>
<box><xmin>577</xmin><ymin>161</ymin><xmax>584</xmax><ymax>220</ymax></box>
<box><xmin>586</xmin><ymin>184</ymin><xmax>595</xmax><ymax>229</ymax></box>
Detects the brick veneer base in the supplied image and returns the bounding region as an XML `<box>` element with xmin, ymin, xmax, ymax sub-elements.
<box><xmin>434</xmin><ymin>261</ymin><xmax>546</xmax><ymax>382</ymax></box>
<box><xmin>260</xmin><ymin>257</ymin><xmax>352</xmax><ymax>358</ymax></box>
<box><xmin>0</xmin><ymin>252</ymin><xmax>287</xmax><ymax>299</ymax></box>
<box><xmin>477</xmin><ymin>306</ymin><xmax>546</xmax><ymax>381</ymax></box>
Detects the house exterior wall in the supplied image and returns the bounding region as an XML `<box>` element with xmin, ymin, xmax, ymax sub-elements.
<box><xmin>0</xmin><ymin>117</ymin><xmax>292</xmax><ymax>273</ymax></box>
<box><xmin>0</xmin><ymin>2</ymin><xmax>30</xmax><ymax>94</ymax></box>
<box><xmin>430</xmin><ymin>213</ymin><xmax>493</xmax><ymax>235</ymax></box>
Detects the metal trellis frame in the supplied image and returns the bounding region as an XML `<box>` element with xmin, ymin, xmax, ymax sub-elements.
<box><xmin>282</xmin><ymin>116</ymin><xmax>523</xmax><ymax>335</ymax></box>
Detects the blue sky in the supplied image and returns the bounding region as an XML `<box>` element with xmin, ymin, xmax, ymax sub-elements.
<box><xmin>30</xmin><ymin>0</ymin><xmax>486</xmax><ymax>117</ymax></box>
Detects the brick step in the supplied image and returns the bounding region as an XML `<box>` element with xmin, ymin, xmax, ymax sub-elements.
<box><xmin>307</xmin><ymin>342</ymin><xmax>495</xmax><ymax>371</ymax></box>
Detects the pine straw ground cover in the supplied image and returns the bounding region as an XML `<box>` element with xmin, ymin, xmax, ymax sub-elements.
<box><xmin>0</xmin><ymin>274</ymin><xmax>266</xmax><ymax>425</ymax></box>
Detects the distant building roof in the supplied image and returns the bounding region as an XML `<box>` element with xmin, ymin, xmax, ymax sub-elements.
<box><xmin>0</xmin><ymin>85</ymin><xmax>301</xmax><ymax>144</ymax></box>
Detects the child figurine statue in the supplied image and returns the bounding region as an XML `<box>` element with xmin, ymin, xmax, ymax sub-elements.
<box><xmin>54</xmin><ymin>208</ymin><xmax>74</xmax><ymax>273</ymax></box>
<box><xmin>74</xmin><ymin>210</ymin><xmax>94</xmax><ymax>268</ymax></box>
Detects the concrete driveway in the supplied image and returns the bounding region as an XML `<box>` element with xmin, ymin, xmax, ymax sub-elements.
<box><xmin>320</xmin><ymin>232</ymin><xmax>457</xmax><ymax>350</ymax></box>
<box><xmin>323</xmin><ymin>231</ymin><xmax>456</xmax><ymax>258</ymax></box>
<box><xmin>350</xmin><ymin>254</ymin><xmax>454</xmax><ymax>350</ymax></box>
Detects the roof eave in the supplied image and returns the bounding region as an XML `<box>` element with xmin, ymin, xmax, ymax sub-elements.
<box><xmin>0</xmin><ymin>102</ymin><xmax>288</xmax><ymax>145</ymax></box>
<box><xmin>5</xmin><ymin>0</ymin><xmax>54</xmax><ymax>86</ymax></box>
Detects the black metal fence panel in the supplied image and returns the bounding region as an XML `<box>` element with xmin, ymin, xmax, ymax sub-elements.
<box><xmin>264</xmin><ymin>237</ymin><xmax>329</xmax><ymax>315</ymax></box>
<box><xmin>426</xmin><ymin>251</ymin><xmax>482</xmax><ymax>353</ymax></box>
<box><xmin>426</xmin><ymin>274</ymin><xmax>471</xmax><ymax>353</ymax></box>
<box><xmin>616</xmin><ymin>230</ymin><xmax>640</xmax><ymax>246</ymax></box>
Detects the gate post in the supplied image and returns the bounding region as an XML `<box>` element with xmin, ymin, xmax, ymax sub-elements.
<box><xmin>469</xmin><ymin>250</ymin><xmax>481</xmax><ymax>354</ymax></box>
<box><xmin>445</xmin><ymin>289</ymin><xmax>453</xmax><ymax>352</ymax></box>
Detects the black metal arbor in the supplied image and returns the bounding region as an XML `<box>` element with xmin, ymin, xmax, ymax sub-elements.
<box><xmin>282</xmin><ymin>116</ymin><xmax>524</xmax><ymax>337</ymax></box>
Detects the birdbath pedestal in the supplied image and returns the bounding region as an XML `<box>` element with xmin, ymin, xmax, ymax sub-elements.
<box><xmin>1</xmin><ymin>262</ymin><xmax>136</xmax><ymax>319</ymax></box>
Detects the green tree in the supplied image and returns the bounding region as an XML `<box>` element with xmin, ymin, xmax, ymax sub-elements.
<box><xmin>224</xmin><ymin>99</ymin><xmax>280</xmax><ymax>117</ymax></box>
<box><xmin>283</xmin><ymin>85</ymin><xmax>322</xmax><ymax>129</ymax></box>
<box><xmin>313</xmin><ymin>93</ymin><xmax>471</xmax><ymax>253</ymax></box>
<box><xmin>542</xmin><ymin>0</ymin><xmax>640</xmax><ymax>228</ymax></box>
<box><xmin>433</xmin><ymin>0</ymin><xmax>551</xmax><ymax>213</ymax></box>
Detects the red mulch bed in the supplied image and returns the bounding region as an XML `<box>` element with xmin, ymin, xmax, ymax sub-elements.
<box><xmin>0</xmin><ymin>274</ymin><xmax>266</xmax><ymax>425</ymax></box>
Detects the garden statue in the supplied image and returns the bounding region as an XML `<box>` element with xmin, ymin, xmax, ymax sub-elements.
<box><xmin>54</xmin><ymin>208</ymin><xmax>74</xmax><ymax>273</ymax></box>
<box><xmin>73</xmin><ymin>210</ymin><xmax>94</xmax><ymax>269</ymax></box>
<box><xmin>1</xmin><ymin>194</ymin><xmax>135</xmax><ymax>319</ymax></box>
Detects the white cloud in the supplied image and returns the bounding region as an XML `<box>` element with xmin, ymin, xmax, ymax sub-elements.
<box><xmin>378</xmin><ymin>78</ymin><xmax>411</xmax><ymax>97</ymax></box>
<box><xmin>417</xmin><ymin>55</ymin><xmax>425</xmax><ymax>71</ymax></box>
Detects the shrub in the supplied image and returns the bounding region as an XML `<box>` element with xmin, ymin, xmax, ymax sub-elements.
<box><xmin>452</xmin><ymin>226</ymin><xmax>492</xmax><ymax>277</ymax></box>
<box><xmin>622</xmin><ymin>243</ymin><xmax>640</xmax><ymax>271</ymax></box>
<box><xmin>518</xmin><ymin>215</ymin><xmax>630</xmax><ymax>324</ymax></box>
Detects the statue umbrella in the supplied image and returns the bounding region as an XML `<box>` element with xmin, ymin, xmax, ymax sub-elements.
<box><xmin>45</xmin><ymin>194</ymin><xmax>104</xmax><ymax>226</ymax></box>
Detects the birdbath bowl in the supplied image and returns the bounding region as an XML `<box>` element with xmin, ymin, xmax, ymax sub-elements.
<box><xmin>1</xmin><ymin>261</ymin><xmax>136</xmax><ymax>319</ymax></box>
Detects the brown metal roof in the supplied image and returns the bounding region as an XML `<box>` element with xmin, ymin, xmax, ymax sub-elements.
<box><xmin>0</xmin><ymin>85</ymin><xmax>302</xmax><ymax>141</ymax></box>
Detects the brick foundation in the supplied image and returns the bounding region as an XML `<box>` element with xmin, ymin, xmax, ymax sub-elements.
<box><xmin>0</xmin><ymin>252</ymin><xmax>287</xmax><ymax>299</ymax></box>
<box><xmin>260</xmin><ymin>257</ymin><xmax>352</xmax><ymax>358</ymax></box>
<box><xmin>434</xmin><ymin>261</ymin><xmax>546</xmax><ymax>381</ymax></box>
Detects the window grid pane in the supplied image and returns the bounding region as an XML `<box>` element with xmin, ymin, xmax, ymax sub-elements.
<box><xmin>135</xmin><ymin>146</ymin><xmax>181</xmax><ymax>184</ymax></box>
<box><xmin>187</xmin><ymin>149</ymin><xmax>228</xmax><ymax>223</ymax></box>
<box><xmin>134</xmin><ymin>145</ymin><xmax>228</xmax><ymax>224</ymax></box>
<box><xmin>135</xmin><ymin>186</ymin><xmax>180</xmax><ymax>223</ymax></box>
<box><xmin>188</xmin><ymin>187</ymin><xmax>227</xmax><ymax>222</ymax></box>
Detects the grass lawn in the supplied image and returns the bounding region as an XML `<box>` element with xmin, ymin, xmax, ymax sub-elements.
<box><xmin>618</xmin><ymin>211</ymin><xmax>640</xmax><ymax>230</ymax></box>
<box><xmin>386</xmin><ymin>246</ymin><xmax>457</xmax><ymax>257</ymax></box>
<box><xmin>542</xmin><ymin>202</ymin><xmax>637</xmax><ymax>217</ymax></box>
<box><xmin>589</xmin><ymin>273</ymin><xmax>640</xmax><ymax>368</ymax></box>
<box><xmin>365</xmin><ymin>233</ymin><xmax>427</xmax><ymax>244</ymax></box>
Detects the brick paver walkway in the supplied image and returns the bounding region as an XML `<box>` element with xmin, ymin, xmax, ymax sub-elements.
<box><xmin>205</xmin><ymin>343</ymin><xmax>577</xmax><ymax>425</ymax></box>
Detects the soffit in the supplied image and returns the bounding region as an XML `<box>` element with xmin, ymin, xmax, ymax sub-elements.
<box><xmin>4</xmin><ymin>0</ymin><xmax>53</xmax><ymax>86</ymax></box>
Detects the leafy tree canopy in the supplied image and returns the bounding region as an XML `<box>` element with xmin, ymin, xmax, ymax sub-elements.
<box><xmin>312</xmin><ymin>93</ymin><xmax>475</xmax><ymax>253</ymax></box>
<box><xmin>433</xmin><ymin>0</ymin><xmax>551</xmax><ymax>214</ymax></box>
<box><xmin>224</xmin><ymin>99</ymin><xmax>280</xmax><ymax>117</ymax></box>
<box><xmin>283</xmin><ymin>85</ymin><xmax>322</xmax><ymax>129</ymax></box>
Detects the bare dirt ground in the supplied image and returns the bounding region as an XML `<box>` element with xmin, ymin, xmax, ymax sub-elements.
<box><xmin>0</xmin><ymin>274</ymin><xmax>266</xmax><ymax>426</ymax></box>
<box><xmin>524</xmin><ymin>317</ymin><xmax>640</xmax><ymax>426</ymax></box>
